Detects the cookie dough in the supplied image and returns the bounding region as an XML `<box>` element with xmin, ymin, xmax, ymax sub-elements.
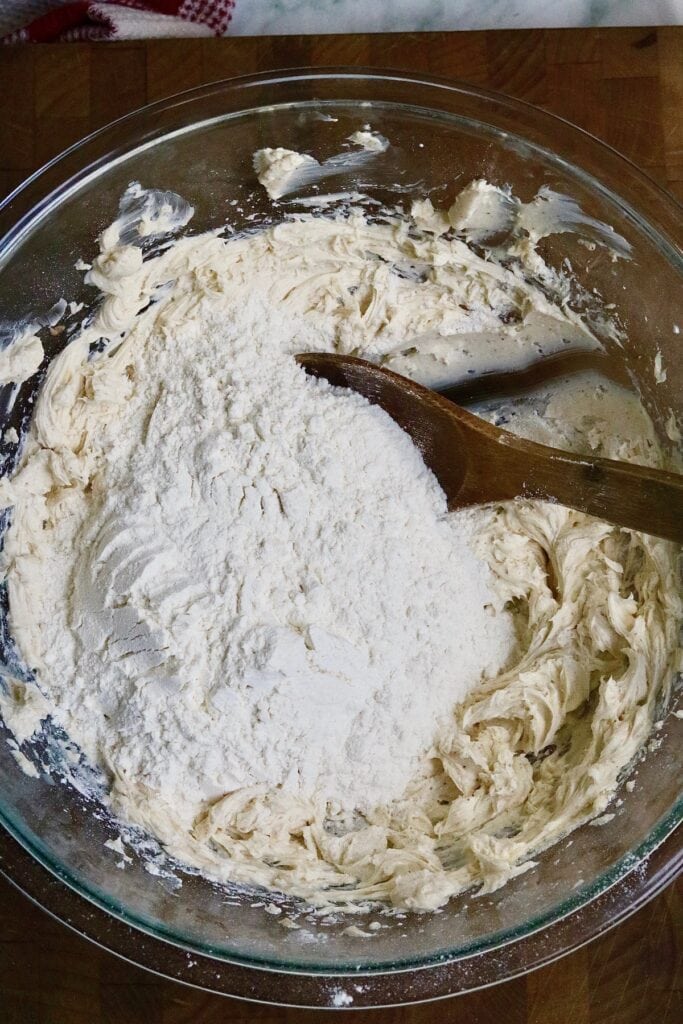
<box><xmin>0</xmin><ymin>168</ymin><xmax>680</xmax><ymax>912</ymax></box>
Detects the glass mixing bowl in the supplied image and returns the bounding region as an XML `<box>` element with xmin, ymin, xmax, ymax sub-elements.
<box><xmin>0</xmin><ymin>70</ymin><xmax>681</xmax><ymax>1009</ymax></box>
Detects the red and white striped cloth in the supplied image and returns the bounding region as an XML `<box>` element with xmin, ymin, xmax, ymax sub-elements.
<box><xmin>1</xmin><ymin>0</ymin><xmax>234</xmax><ymax>42</ymax></box>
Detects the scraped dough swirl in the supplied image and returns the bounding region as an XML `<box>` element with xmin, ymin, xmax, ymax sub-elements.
<box><xmin>0</xmin><ymin>169</ymin><xmax>680</xmax><ymax>912</ymax></box>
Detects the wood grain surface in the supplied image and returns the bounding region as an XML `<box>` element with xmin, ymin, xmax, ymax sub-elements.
<box><xmin>1</xmin><ymin>27</ymin><xmax>682</xmax><ymax>203</ymax></box>
<box><xmin>0</xmin><ymin>26</ymin><xmax>682</xmax><ymax>1024</ymax></box>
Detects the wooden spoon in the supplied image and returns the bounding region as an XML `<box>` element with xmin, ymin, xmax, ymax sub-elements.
<box><xmin>296</xmin><ymin>353</ymin><xmax>683</xmax><ymax>544</ymax></box>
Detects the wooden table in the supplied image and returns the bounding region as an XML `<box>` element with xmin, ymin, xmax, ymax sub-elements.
<box><xmin>0</xmin><ymin>27</ymin><xmax>681</xmax><ymax>1023</ymax></box>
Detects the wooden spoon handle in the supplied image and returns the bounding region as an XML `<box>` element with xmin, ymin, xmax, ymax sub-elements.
<box><xmin>462</xmin><ymin>431</ymin><xmax>683</xmax><ymax>543</ymax></box>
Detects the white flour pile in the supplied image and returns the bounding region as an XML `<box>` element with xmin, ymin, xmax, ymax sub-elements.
<box><xmin>0</xmin><ymin>159</ymin><xmax>680</xmax><ymax>911</ymax></box>
<box><xmin>19</xmin><ymin>297</ymin><xmax>512</xmax><ymax>817</ymax></box>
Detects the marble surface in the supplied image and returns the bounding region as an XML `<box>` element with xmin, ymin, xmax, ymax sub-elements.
<box><xmin>0</xmin><ymin>0</ymin><xmax>682</xmax><ymax>38</ymax></box>
<box><xmin>230</xmin><ymin>0</ymin><xmax>683</xmax><ymax>35</ymax></box>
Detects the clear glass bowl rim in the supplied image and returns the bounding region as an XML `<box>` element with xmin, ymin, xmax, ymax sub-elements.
<box><xmin>0</xmin><ymin>67</ymin><xmax>680</xmax><ymax>1006</ymax></box>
